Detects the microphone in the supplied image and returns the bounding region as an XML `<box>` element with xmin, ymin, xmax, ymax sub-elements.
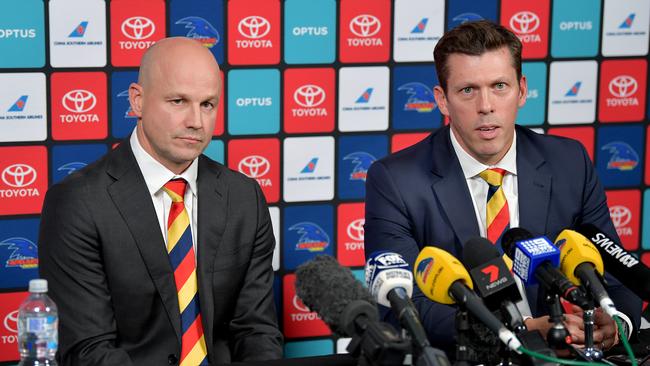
<box><xmin>295</xmin><ymin>255</ymin><xmax>412</xmax><ymax>365</ymax></box>
<box><xmin>365</xmin><ymin>251</ymin><xmax>430</xmax><ymax>350</ymax></box>
<box><xmin>462</xmin><ymin>237</ymin><xmax>522</xmax><ymax>313</ymax></box>
<box><xmin>501</xmin><ymin>228</ymin><xmax>590</xmax><ymax>309</ymax></box>
<box><xmin>555</xmin><ymin>229</ymin><xmax>618</xmax><ymax>318</ymax></box>
<box><xmin>575</xmin><ymin>223</ymin><xmax>650</xmax><ymax>302</ymax></box>
<box><xmin>414</xmin><ymin>246</ymin><xmax>522</xmax><ymax>353</ymax></box>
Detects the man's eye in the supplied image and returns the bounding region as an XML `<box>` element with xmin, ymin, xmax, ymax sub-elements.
<box><xmin>170</xmin><ymin>99</ymin><xmax>183</xmax><ymax>105</ymax></box>
<box><xmin>462</xmin><ymin>87</ymin><xmax>473</xmax><ymax>94</ymax></box>
<box><xmin>201</xmin><ymin>102</ymin><xmax>214</xmax><ymax>109</ymax></box>
<box><xmin>495</xmin><ymin>83</ymin><xmax>506</xmax><ymax>89</ymax></box>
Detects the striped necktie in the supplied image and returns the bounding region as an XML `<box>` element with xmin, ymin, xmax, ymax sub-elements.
<box><xmin>479</xmin><ymin>168</ymin><xmax>510</xmax><ymax>246</ymax></box>
<box><xmin>162</xmin><ymin>179</ymin><xmax>208</xmax><ymax>366</ymax></box>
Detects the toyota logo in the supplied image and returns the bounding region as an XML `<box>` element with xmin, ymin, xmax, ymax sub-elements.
<box><xmin>347</xmin><ymin>218</ymin><xmax>365</xmax><ymax>242</ymax></box>
<box><xmin>609</xmin><ymin>75</ymin><xmax>638</xmax><ymax>98</ymax></box>
<box><xmin>609</xmin><ymin>205</ymin><xmax>632</xmax><ymax>228</ymax></box>
<box><xmin>238</xmin><ymin>155</ymin><xmax>270</xmax><ymax>178</ymax></box>
<box><xmin>293</xmin><ymin>295</ymin><xmax>311</xmax><ymax>313</ymax></box>
<box><xmin>350</xmin><ymin>14</ymin><xmax>381</xmax><ymax>37</ymax></box>
<box><xmin>294</xmin><ymin>85</ymin><xmax>326</xmax><ymax>108</ymax></box>
<box><xmin>2</xmin><ymin>164</ymin><xmax>37</xmax><ymax>188</ymax></box>
<box><xmin>121</xmin><ymin>16</ymin><xmax>156</xmax><ymax>40</ymax></box>
<box><xmin>62</xmin><ymin>89</ymin><xmax>96</xmax><ymax>113</ymax></box>
<box><xmin>238</xmin><ymin>16</ymin><xmax>271</xmax><ymax>39</ymax></box>
<box><xmin>509</xmin><ymin>11</ymin><xmax>540</xmax><ymax>34</ymax></box>
<box><xmin>3</xmin><ymin>310</ymin><xmax>18</xmax><ymax>334</ymax></box>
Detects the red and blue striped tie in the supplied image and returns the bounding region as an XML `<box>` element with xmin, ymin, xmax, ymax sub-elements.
<box><xmin>479</xmin><ymin>168</ymin><xmax>510</xmax><ymax>246</ymax></box>
<box><xmin>162</xmin><ymin>179</ymin><xmax>208</xmax><ymax>366</ymax></box>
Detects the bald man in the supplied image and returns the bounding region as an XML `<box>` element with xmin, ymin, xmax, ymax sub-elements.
<box><xmin>39</xmin><ymin>38</ymin><xmax>283</xmax><ymax>366</ymax></box>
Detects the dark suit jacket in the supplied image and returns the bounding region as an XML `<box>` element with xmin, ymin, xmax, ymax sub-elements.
<box><xmin>364</xmin><ymin>125</ymin><xmax>641</xmax><ymax>351</ymax></box>
<box><xmin>38</xmin><ymin>141</ymin><xmax>283</xmax><ymax>365</ymax></box>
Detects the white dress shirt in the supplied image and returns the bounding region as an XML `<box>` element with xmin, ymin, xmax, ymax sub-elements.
<box><xmin>130</xmin><ymin>128</ymin><xmax>199</xmax><ymax>258</ymax></box>
<box><xmin>449</xmin><ymin>128</ymin><xmax>533</xmax><ymax>319</ymax></box>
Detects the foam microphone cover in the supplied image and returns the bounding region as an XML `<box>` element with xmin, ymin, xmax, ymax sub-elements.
<box><xmin>295</xmin><ymin>255</ymin><xmax>376</xmax><ymax>335</ymax></box>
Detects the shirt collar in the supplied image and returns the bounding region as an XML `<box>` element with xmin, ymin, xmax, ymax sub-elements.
<box><xmin>130</xmin><ymin>127</ymin><xmax>198</xmax><ymax>197</ymax></box>
<box><xmin>449</xmin><ymin>127</ymin><xmax>518</xmax><ymax>179</ymax></box>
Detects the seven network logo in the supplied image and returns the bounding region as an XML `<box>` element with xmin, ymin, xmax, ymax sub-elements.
<box><xmin>0</xmin><ymin>164</ymin><xmax>39</xmax><ymax>198</ymax></box>
<box><xmin>120</xmin><ymin>16</ymin><xmax>156</xmax><ymax>49</ymax></box>
<box><xmin>238</xmin><ymin>155</ymin><xmax>272</xmax><ymax>187</ymax></box>
<box><xmin>348</xmin><ymin>14</ymin><xmax>382</xmax><ymax>47</ymax></box>
<box><xmin>607</xmin><ymin>75</ymin><xmax>639</xmax><ymax>107</ymax></box>
<box><xmin>237</xmin><ymin>16</ymin><xmax>272</xmax><ymax>48</ymax></box>
<box><xmin>60</xmin><ymin>90</ymin><xmax>99</xmax><ymax>124</ymax></box>
<box><xmin>510</xmin><ymin>11</ymin><xmax>541</xmax><ymax>43</ymax></box>
<box><xmin>175</xmin><ymin>17</ymin><xmax>219</xmax><ymax>48</ymax></box>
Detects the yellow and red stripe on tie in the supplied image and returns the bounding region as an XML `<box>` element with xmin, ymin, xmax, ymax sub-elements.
<box><xmin>479</xmin><ymin>168</ymin><xmax>510</xmax><ymax>246</ymax></box>
<box><xmin>163</xmin><ymin>179</ymin><xmax>208</xmax><ymax>366</ymax></box>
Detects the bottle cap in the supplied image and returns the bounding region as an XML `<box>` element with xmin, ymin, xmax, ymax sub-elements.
<box><xmin>29</xmin><ymin>279</ymin><xmax>48</xmax><ymax>293</ymax></box>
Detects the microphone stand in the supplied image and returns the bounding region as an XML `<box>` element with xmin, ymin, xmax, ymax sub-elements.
<box><xmin>581</xmin><ymin>299</ymin><xmax>604</xmax><ymax>361</ymax></box>
<box><xmin>454</xmin><ymin>309</ymin><xmax>472</xmax><ymax>366</ymax></box>
<box><xmin>544</xmin><ymin>293</ymin><xmax>571</xmax><ymax>350</ymax></box>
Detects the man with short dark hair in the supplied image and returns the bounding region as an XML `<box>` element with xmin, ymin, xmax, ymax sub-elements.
<box><xmin>364</xmin><ymin>20</ymin><xmax>641</xmax><ymax>355</ymax></box>
<box><xmin>39</xmin><ymin>37</ymin><xmax>283</xmax><ymax>365</ymax></box>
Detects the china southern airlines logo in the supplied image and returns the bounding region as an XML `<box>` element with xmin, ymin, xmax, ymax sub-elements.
<box><xmin>300</xmin><ymin>158</ymin><xmax>318</xmax><ymax>173</ymax></box>
<box><xmin>69</xmin><ymin>21</ymin><xmax>88</xmax><ymax>38</ymax></box>
<box><xmin>356</xmin><ymin>88</ymin><xmax>373</xmax><ymax>103</ymax></box>
<box><xmin>415</xmin><ymin>257</ymin><xmax>434</xmax><ymax>284</ymax></box>
<box><xmin>290</xmin><ymin>222</ymin><xmax>330</xmax><ymax>252</ymax></box>
<box><xmin>565</xmin><ymin>82</ymin><xmax>582</xmax><ymax>97</ymax></box>
<box><xmin>0</xmin><ymin>237</ymin><xmax>38</xmax><ymax>269</ymax></box>
<box><xmin>398</xmin><ymin>82</ymin><xmax>435</xmax><ymax>112</ymax></box>
<box><xmin>175</xmin><ymin>16</ymin><xmax>220</xmax><ymax>48</ymax></box>
<box><xmin>619</xmin><ymin>13</ymin><xmax>635</xmax><ymax>29</ymax></box>
<box><xmin>8</xmin><ymin>96</ymin><xmax>28</xmax><ymax>112</ymax></box>
<box><xmin>58</xmin><ymin>162</ymin><xmax>87</xmax><ymax>175</ymax></box>
<box><xmin>117</xmin><ymin>90</ymin><xmax>137</xmax><ymax>118</ymax></box>
<box><xmin>411</xmin><ymin>18</ymin><xmax>428</xmax><ymax>34</ymax></box>
<box><xmin>344</xmin><ymin>152</ymin><xmax>376</xmax><ymax>181</ymax></box>
<box><xmin>602</xmin><ymin>142</ymin><xmax>639</xmax><ymax>171</ymax></box>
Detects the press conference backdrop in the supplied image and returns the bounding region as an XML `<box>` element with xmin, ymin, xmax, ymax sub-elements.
<box><xmin>0</xmin><ymin>0</ymin><xmax>649</xmax><ymax>362</ymax></box>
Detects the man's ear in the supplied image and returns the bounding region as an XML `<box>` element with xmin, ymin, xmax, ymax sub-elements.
<box><xmin>518</xmin><ymin>75</ymin><xmax>528</xmax><ymax>108</ymax></box>
<box><xmin>433</xmin><ymin>85</ymin><xmax>449</xmax><ymax>117</ymax></box>
<box><xmin>128</xmin><ymin>82</ymin><xmax>144</xmax><ymax>118</ymax></box>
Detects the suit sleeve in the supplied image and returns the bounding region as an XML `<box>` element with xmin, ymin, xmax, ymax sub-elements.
<box><xmin>364</xmin><ymin>161</ymin><xmax>457</xmax><ymax>352</ymax></box>
<box><xmin>228</xmin><ymin>183</ymin><xmax>283</xmax><ymax>360</ymax></box>
<box><xmin>38</xmin><ymin>182</ymin><xmax>134</xmax><ymax>366</ymax></box>
<box><xmin>576</xmin><ymin>142</ymin><xmax>642</xmax><ymax>334</ymax></box>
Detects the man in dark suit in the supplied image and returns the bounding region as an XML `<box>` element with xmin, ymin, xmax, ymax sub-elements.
<box><xmin>364</xmin><ymin>21</ymin><xmax>641</xmax><ymax>355</ymax></box>
<box><xmin>38</xmin><ymin>37</ymin><xmax>282</xmax><ymax>365</ymax></box>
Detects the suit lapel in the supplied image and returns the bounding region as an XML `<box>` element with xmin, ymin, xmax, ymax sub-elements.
<box><xmin>196</xmin><ymin>156</ymin><xmax>228</xmax><ymax>356</ymax></box>
<box><xmin>516</xmin><ymin>128</ymin><xmax>552</xmax><ymax>238</ymax></box>
<box><xmin>106</xmin><ymin>141</ymin><xmax>182</xmax><ymax>344</ymax></box>
<box><xmin>430</xmin><ymin>127</ymin><xmax>480</xmax><ymax>249</ymax></box>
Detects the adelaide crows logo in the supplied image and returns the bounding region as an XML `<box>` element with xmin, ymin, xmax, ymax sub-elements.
<box><xmin>602</xmin><ymin>142</ymin><xmax>639</xmax><ymax>171</ymax></box>
<box><xmin>0</xmin><ymin>237</ymin><xmax>38</xmax><ymax>269</ymax></box>
<box><xmin>57</xmin><ymin>162</ymin><xmax>87</xmax><ymax>176</ymax></box>
<box><xmin>415</xmin><ymin>257</ymin><xmax>433</xmax><ymax>284</ymax></box>
<box><xmin>398</xmin><ymin>82</ymin><xmax>435</xmax><ymax>112</ymax></box>
<box><xmin>290</xmin><ymin>222</ymin><xmax>330</xmax><ymax>252</ymax></box>
<box><xmin>343</xmin><ymin>152</ymin><xmax>377</xmax><ymax>182</ymax></box>
<box><xmin>175</xmin><ymin>16</ymin><xmax>220</xmax><ymax>48</ymax></box>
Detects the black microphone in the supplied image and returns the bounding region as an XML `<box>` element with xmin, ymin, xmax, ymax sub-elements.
<box><xmin>295</xmin><ymin>255</ymin><xmax>414</xmax><ymax>365</ymax></box>
<box><xmin>502</xmin><ymin>228</ymin><xmax>590</xmax><ymax>309</ymax></box>
<box><xmin>575</xmin><ymin>223</ymin><xmax>650</xmax><ymax>302</ymax></box>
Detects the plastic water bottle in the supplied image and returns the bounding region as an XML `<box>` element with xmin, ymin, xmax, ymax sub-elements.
<box><xmin>18</xmin><ymin>279</ymin><xmax>58</xmax><ymax>366</ymax></box>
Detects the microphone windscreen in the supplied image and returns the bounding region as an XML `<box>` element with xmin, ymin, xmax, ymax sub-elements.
<box><xmin>555</xmin><ymin>229</ymin><xmax>605</xmax><ymax>285</ymax></box>
<box><xmin>501</xmin><ymin>227</ymin><xmax>533</xmax><ymax>258</ymax></box>
<box><xmin>414</xmin><ymin>246</ymin><xmax>473</xmax><ymax>304</ymax></box>
<box><xmin>295</xmin><ymin>255</ymin><xmax>375</xmax><ymax>334</ymax></box>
